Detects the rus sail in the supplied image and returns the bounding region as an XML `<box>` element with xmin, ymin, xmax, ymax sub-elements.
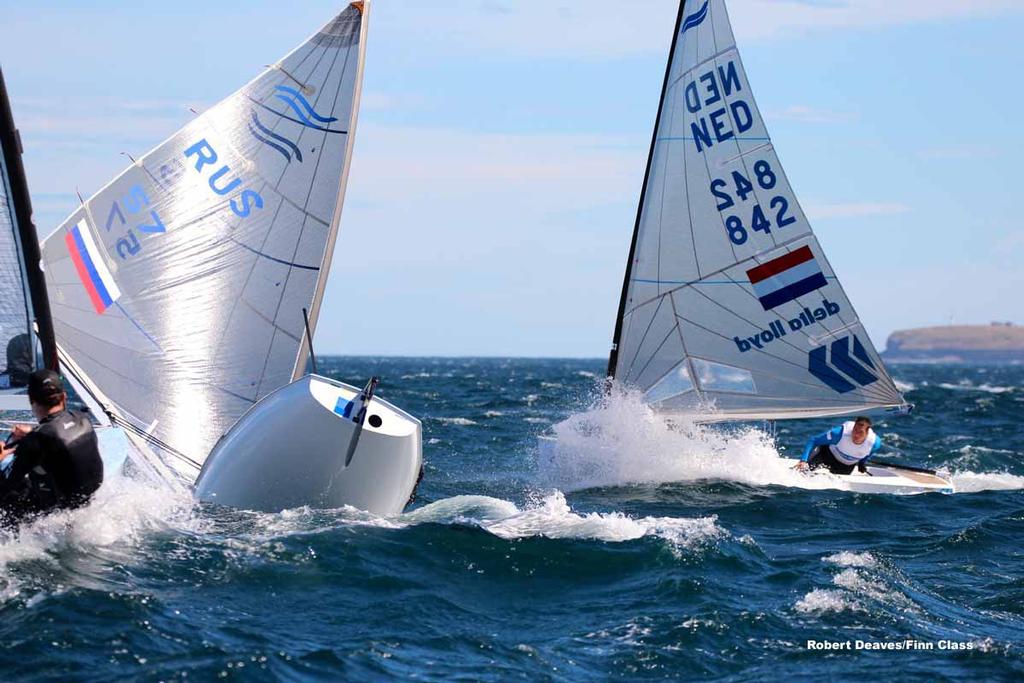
<box><xmin>608</xmin><ymin>0</ymin><xmax>907</xmax><ymax>421</ymax></box>
<box><xmin>0</xmin><ymin>68</ymin><xmax>57</xmax><ymax>409</ymax></box>
<box><xmin>39</xmin><ymin>3</ymin><xmax>371</xmax><ymax>477</ymax></box>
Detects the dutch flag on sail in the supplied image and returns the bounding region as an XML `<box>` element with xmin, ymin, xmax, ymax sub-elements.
<box><xmin>64</xmin><ymin>219</ymin><xmax>121</xmax><ymax>314</ymax></box>
<box><xmin>746</xmin><ymin>246</ymin><xmax>828</xmax><ymax>311</ymax></box>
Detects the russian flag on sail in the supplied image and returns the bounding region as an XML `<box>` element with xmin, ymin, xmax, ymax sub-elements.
<box><xmin>746</xmin><ymin>246</ymin><xmax>828</xmax><ymax>311</ymax></box>
<box><xmin>65</xmin><ymin>219</ymin><xmax>121</xmax><ymax>314</ymax></box>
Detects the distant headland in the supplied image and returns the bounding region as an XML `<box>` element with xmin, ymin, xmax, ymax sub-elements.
<box><xmin>882</xmin><ymin>323</ymin><xmax>1024</xmax><ymax>364</ymax></box>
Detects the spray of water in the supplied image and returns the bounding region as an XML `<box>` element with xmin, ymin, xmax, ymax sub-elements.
<box><xmin>538</xmin><ymin>385</ymin><xmax>1024</xmax><ymax>494</ymax></box>
<box><xmin>539</xmin><ymin>385</ymin><xmax>825</xmax><ymax>492</ymax></box>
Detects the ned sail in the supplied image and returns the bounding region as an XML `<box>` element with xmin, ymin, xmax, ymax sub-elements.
<box><xmin>608</xmin><ymin>0</ymin><xmax>906</xmax><ymax>421</ymax></box>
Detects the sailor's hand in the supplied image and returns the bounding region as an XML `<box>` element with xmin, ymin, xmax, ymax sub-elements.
<box><xmin>10</xmin><ymin>424</ymin><xmax>31</xmax><ymax>440</ymax></box>
<box><xmin>793</xmin><ymin>461</ymin><xmax>809</xmax><ymax>472</ymax></box>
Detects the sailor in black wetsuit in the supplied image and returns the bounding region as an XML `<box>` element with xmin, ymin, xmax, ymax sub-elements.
<box><xmin>0</xmin><ymin>369</ymin><xmax>103</xmax><ymax>525</ymax></box>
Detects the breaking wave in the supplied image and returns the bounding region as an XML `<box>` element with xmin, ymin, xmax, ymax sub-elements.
<box><xmin>405</xmin><ymin>492</ymin><xmax>726</xmax><ymax>548</ymax></box>
<box><xmin>0</xmin><ymin>472</ymin><xmax>197</xmax><ymax>606</ymax></box>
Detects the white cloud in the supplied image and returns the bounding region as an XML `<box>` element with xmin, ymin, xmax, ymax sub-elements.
<box><xmin>804</xmin><ymin>202</ymin><xmax>911</xmax><ymax>220</ymax></box>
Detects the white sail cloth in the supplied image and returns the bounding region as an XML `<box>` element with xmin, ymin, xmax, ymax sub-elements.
<box><xmin>611</xmin><ymin>0</ymin><xmax>905</xmax><ymax>420</ymax></box>
<box><xmin>40</xmin><ymin>3</ymin><xmax>370</xmax><ymax>475</ymax></box>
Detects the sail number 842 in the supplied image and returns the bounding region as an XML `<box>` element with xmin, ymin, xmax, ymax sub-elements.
<box><xmin>710</xmin><ymin>160</ymin><xmax>796</xmax><ymax>245</ymax></box>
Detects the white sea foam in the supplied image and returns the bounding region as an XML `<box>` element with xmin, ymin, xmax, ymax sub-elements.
<box><xmin>831</xmin><ymin>568</ymin><xmax>911</xmax><ymax>608</ymax></box>
<box><xmin>949</xmin><ymin>471</ymin><xmax>1024</xmax><ymax>493</ymax></box>
<box><xmin>404</xmin><ymin>491</ymin><xmax>726</xmax><ymax>550</ymax></box>
<box><xmin>221</xmin><ymin>490</ymin><xmax>726</xmax><ymax>554</ymax></box>
<box><xmin>937</xmin><ymin>381</ymin><xmax>1015</xmax><ymax>394</ymax></box>
<box><xmin>0</xmin><ymin>472</ymin><xmax>196</xmax><ymax>605</ymax></box>
<box><xmin>795</xmin><ymin>588</ymin><xmax>859</xmax><ymax>614</ymax></box>
<box><xmin>432</xmin><ymin>416</ymin><xmax>477</xmax><ymax>426</ymax></box>
<box><xmin>893</xmin><ymin>379</ymin><xmax>916</xmax><ymax>393</ymax></box>
<box><xmin>824</xmin><ymin>551</ymin><xmax>878</xmax><ymax>568</ymax></box>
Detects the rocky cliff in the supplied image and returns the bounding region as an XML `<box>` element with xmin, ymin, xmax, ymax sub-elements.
<box><xmin>882</xmin><ymin>323</ymin><xmax>1024</xmax><ymax>364</ymax></box>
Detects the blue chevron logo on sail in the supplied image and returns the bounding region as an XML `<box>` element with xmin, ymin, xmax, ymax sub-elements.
<box><xmin>808</xmin><ymin>335</ymin><xmax>879</xmax><ymax>394</ymax></box>
<box><xmin>681</xmin><ymin>1</ymin><xmax>709</xmax><ymax>35</ymax></box>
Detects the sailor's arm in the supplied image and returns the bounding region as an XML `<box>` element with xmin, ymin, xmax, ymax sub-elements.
<box><xmin>0</xmin><ymin>435</ymin><xmax>41</xmax><ymax>494</ymax></box>
<box><xmin>800</xmin><ymin>426</ymin><xmax>843</xmax><ymax>461</ymax></box>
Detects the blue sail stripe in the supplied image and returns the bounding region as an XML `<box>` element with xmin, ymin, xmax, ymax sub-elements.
<box><xmin>251</xmin><ymin>112</ymin><xmax>303</xmax><ymax>162</ymax></box>
<box><xmin>230</xmin><ymin>238</ymin><xmax>321</xmax><ymax>271</ymax></box>
<box><xmin>757</xmin><ymin>273</ymin><xmax>829</xmax><ymax>310</ymax></box>
<box><xmin>245</xmin><ymin>96</ymin><xmax>347</xmax><ymax>134</ymax></box>
<box><xmin>275</xmin><ymin>94</ymin><xmax>331</xmax><ymax>130</ymax></box>
<box><xmin>681</xmin><ymin>1</ymin><xmax>709</xmax><ymax>34</ymax></box>
<box><xmin>274</xmin><ymin>85</ymin><xmax>337</xmax><ymax>123</ymax></box>
<box><xmin>247</xmin><ymin>122</ymin><xmax>293</xmax><ymax>163</ymax></box>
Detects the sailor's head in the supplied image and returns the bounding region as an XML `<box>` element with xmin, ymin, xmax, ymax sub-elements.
<box><xmin>27</xmin><ymin>369</ymin><xmax>66</xmax><ymax>419</ymax></box>
<box><xmin>852</xmin><ymin>416</ymin><xmax>872</xmax><ymax>444</ymax></box>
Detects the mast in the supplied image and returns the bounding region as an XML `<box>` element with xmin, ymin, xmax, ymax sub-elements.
<box><xmin>0</xmin><ymin>68</ymin><xmax>58</xmax><ymax>372</ymax></box>
<box><xmin>607</xmin><ymin>0</ymin><xmax>689</xmax><ymax>379</ymax></box>
<box><xmin>293</xmin><ymin>0</ymin><xmax>370</xmax><ymax>380</ymax></box>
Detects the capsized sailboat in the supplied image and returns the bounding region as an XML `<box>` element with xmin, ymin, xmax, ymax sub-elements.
<box><xmin>38</xmin><ymin>1</ymin><xmax>423</xmax><ymax>514</ymax></box>
<box><xmin>571</xmin><ymin>0</ymin><xmax>947</xmax><ymax>493</ymax></box>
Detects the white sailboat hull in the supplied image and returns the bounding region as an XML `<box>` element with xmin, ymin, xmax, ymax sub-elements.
<box><xmin>778</xmin><ymin>458</ymin><xmax>954</xmax><ymax>495</ymax></box>
<box><xmin>194</xmin><ymin>375</ymin><xmax>422</xmax><ymax>516</ymax></box>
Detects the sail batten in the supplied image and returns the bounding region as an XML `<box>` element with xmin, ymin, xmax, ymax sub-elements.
<box><xmin>610</xmin><ymin>0</ymin><xmax>905</xmax><ymax>420</ymax></box>
<box><xmin>39</xmin><ymin>3</ymin><xmax>371</xmax><ymax>474</ymax></box>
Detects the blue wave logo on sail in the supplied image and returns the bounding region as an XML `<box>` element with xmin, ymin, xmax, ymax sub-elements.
<box><xmin>248</xmin><ymin>111</ymin><xmax>303</xmax><ymax>163</ymax></box>
<box><xmin>808</xmin><ymin>335</ymin><xmax>879</xmax><ymax>394</ymax></box>
<box><xmin>681</xmin><ymin>1</ymin><xmax>710</xmax><ymax>35</ymax></box>
<box><xmin>274</xmin><ymin>85</ymin><xmax>337</xmax><ymax>129</ymax></box>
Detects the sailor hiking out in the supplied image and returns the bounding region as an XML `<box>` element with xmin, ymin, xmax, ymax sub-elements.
<box><xmin>0</xmin><ymin>369</ymin><xmax>103</xmax><ymax>526</ymax></box>
<box><xmin>794</xmin><ymin>416</ymin><xmax>882</xmax><ymax>475</ymax></box>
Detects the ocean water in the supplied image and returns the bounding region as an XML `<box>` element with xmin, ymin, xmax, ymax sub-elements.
<box><xmin>1</xmin><ymin>358</ymin><xmax>1022</xmax><ymax>681</ymax></box>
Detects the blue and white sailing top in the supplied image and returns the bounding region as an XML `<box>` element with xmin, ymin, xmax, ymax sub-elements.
<box><xmin>801</xmin><ymin>421</ymin><xmax>882</xmax><ymax>465</ymax></box>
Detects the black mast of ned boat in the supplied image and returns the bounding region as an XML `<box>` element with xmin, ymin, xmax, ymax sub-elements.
<box><xmin>607</xmin><ymin>0</ymin><xmax>689</xmax><ymax>381</ymax></box>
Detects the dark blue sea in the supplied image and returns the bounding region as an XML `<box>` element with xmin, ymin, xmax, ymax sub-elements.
<box><xmin>1</xmin><ymin>358</ymin><xmax>1022</xmax><ymax>681</ymax></box>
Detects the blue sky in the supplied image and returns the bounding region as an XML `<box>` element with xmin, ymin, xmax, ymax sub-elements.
<box><xmin>2</xmin><ymin>0</ymin><xmax>1022</xmax><ymax>357</ymax></box>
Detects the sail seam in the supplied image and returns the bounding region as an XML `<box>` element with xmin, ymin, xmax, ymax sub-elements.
<box><xmin>256</xmin><ymin>31</ymin><xmax>353</xmax><ymax>397</ymax></box>
<box><xmin>621</xmin><ymin>296</ymin><xmax>668</xmax><ymax>383</ymax></box>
